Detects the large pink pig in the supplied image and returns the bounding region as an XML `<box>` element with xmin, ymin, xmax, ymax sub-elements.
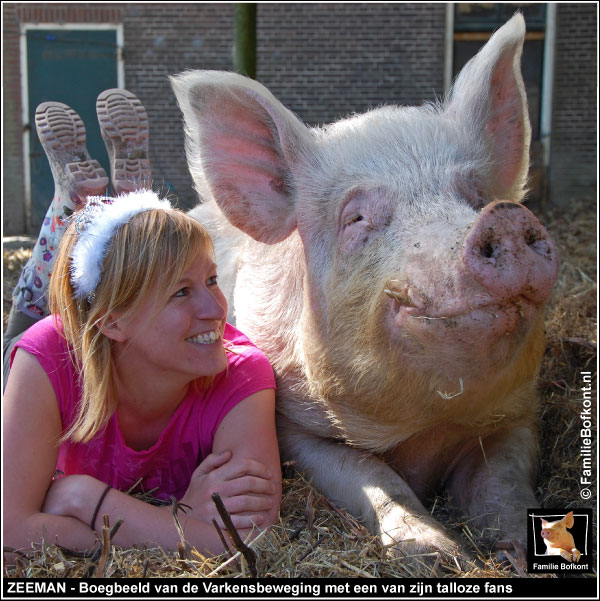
<box><xmin>171</xmin><ymin>14</ymin><xmax>558</xmax><ymax>561</ymax></box>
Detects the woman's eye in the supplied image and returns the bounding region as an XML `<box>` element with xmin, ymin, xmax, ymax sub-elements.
<box><xmin>207</xmin><ymin>275</ymin><xmax>219</xmax><ymax>287</ymax></box>
<box><xmin>173</xmin><ymin>287</ymin><xmax>190</xmax><ymax>298</ymax></box>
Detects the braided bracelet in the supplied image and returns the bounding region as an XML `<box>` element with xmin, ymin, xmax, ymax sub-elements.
<box><xmin>90</xmin><ymin>484</ymin><xmax>112</xmax><ymax>531</ymax></box>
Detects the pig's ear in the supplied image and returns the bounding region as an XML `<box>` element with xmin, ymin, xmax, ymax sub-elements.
<box><xmin>563</xmin><ymin>511</ymin><xmax>575</xmax><ymax>529</ymax></box>
<box><xmin>170</xmin><ymin>71</ymin><xmax>311</xmax><ymax>244</ymax></box>
<box><xmin>445</xmin><ymin>13</ymin><xmax>530</xmax><ymax>201</ymax></box>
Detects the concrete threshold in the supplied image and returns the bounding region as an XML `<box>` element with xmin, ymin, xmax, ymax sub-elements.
<box><xmin>3</xmin><ymin>236</ymin><xmax>36</xmax><ymax>250</ymax></box>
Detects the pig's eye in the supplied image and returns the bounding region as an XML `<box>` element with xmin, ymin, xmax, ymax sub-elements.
<box><xmin>338</xmin><ymin>188</ymin><xmax>391</xmax><ymax>254</ymax></box>
<box><xmin>344</xmin><ymin>214</ymin><xmax>364</xmax><ymax>227</ymax></box>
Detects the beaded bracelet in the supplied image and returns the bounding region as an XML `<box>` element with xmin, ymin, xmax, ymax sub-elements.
<box><xmin>90</xmin><ymin>484</ymin><xmax>112</xmax><ymax>531</ymax></box>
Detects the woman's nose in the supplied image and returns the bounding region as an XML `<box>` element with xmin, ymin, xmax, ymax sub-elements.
<box><xmin>194</xmin><ymin>287</ymin><xmax>227</xmax><ymax>321</ymax></box>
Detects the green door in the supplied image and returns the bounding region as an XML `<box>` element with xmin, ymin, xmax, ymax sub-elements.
<box><xmin>27</xmin><ymin>29</ymin><xmax>118</xmax><ymax>227</ymax></box>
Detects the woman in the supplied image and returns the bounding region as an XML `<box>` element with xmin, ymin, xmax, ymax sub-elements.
<box><xmin>3</xmin><ymin>190</ymin><xmax>281</xmax><ymax>555</ymax></box>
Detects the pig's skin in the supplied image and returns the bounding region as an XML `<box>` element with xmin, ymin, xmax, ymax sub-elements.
<box><xmin>172</xmin><ymin>14</ymin><xmax>557</xmax><ymax>559</ymax></box>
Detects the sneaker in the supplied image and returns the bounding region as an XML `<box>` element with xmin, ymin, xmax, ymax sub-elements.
<box><xmin>96</xmin><ymin>88</ymin><xmax>152</xmax><ymax>195</ymax></box>
<box><xmin>35</xmin><ymin>101</ymin><xmax>109</xmax><ymax>205</ymax></box>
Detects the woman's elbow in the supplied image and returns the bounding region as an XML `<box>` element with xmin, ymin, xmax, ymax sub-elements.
<box><xmin>3</xmin><ymin>512</ymin><xmax>42</xmax><ymax>552</ymax></box>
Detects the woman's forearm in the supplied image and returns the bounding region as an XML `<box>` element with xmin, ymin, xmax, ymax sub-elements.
<box><xmin>4</xmin><ymin>513</ymin><xmax>98</xmax><ymax>554</ymax></box>
<box><xmin>7</xmin><ymin>492</ymin><xmax>252</xmax><ymax>557</ymax></box>
<box><xmin>91</xmin><ymin>487</ymin><xmax>234</xmax><ymax>555</ymax></box>
<box><xmin>53</xmin><ymin>475</ymin><xmax>259</xmax><ymax>555</ymax></box>
<box><xmin>7</xmin><ymin>465</ymin><xmax>276</xmax><ymax>556</ymax></box>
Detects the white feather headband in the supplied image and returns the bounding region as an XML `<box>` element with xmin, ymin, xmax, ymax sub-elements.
<box><xmin>70</xmin><ymin>190</ymin><xmax>173</xmax><ymax>300</ymax></box>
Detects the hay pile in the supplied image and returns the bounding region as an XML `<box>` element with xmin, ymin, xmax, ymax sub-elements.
<box><xmin>536</xmin><ymin>200</ymin><xmax>596</xmax><ymax>514</ymax></box>
<box><xmin>2</xmin><ymin>197</ymin><xmax>596</xmax><ymax>579</ymax></box>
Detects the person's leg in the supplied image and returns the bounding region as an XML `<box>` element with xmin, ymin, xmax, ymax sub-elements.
<box><xmin>96</xmin><ymin>89</ymin><xmax>152</xmax><ymax>195</ymax></box>
<box><xmin>11</xmin><ymin>102</ymin><xmax>109</xmax><ymax>324</ymax></box>
<box><xmin>5</xmin><ymin>90</ymin><xmax>154</xmax><ymax>381</ymax></box>
<box><xmin>4</xmin><ymin>102</ymin><xmax>108</xmax><ymax>384</ymax></box>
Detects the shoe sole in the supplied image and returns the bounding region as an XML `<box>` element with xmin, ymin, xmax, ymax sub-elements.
<box><xmin>35</xmin><ymin>102</ymin><xmax>109</xmax><ymax>200</ymax></box>
<box><xmin>96</xmin><ymin>89</ymin><xmax>151</xmax><ymax>195</ymax></box>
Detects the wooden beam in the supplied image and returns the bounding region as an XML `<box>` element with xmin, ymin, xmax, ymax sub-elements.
<box><xmin>454</xmin><ymin>31</ymin><xmax>545</xmax><ymax>42</ymax></box>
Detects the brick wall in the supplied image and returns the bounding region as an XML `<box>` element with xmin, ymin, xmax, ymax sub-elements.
<box><xmin>550</xmin><ymin>3</ymin><xmax>597</xmax><ymax>205</ymax></box>
<box><xmin>2</xmin><ymin>2</ymin><xmax>232</xmax><ymax>231</ymax></box>
<box><xmin>2</xmin><ymin>2</ymin><xmax>447</xmax><ymax>233</ymax></box>
<box><xmin>122</xmin><ymin>3</ymin><xmax>233</xmax><ymax>210</ymax></box>
<box><xmin>3</xmin><ymin>3</ymin><xmax>597</xmax><ymax>235</ymax></box>
<box><xmin>124</xmin><ymin>2</ymin><xmax>446</xmax><ymax>212</ymax></box>
<box><xmin>257</xmin><ymin>2</ymin><xmax>446</xmax><ymax>125</ymax></box>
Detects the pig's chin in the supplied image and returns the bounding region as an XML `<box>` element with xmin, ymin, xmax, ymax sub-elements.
<box><xmin>387</xmin><ymin>296</ymin><xmax>541</xmax><ymax>376</ymax></box>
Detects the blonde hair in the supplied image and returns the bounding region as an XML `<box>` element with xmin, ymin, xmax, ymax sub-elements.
<box><xmin>49</xmin><ymin>208</ymin><xmax>216</xmax><ymax>443</ymax></box>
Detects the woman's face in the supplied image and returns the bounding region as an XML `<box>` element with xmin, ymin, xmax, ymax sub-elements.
<box><xmin>112</xmin><ymin>251</ymin><xmax>229</xmax><ymax>382</ymax></box>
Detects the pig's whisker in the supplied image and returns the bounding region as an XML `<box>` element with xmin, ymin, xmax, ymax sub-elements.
<box><xmin>478</xmin><ymin>436</ymin><xmax>490</xmax><ymax>470</ymax></box>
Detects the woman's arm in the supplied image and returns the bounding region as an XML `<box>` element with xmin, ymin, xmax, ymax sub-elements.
<box><xmin>41</xmin><ymin>472</ymin><xmax>243</xmax><ymax>555</ymax></box>
<box><xmin>3</xmin><ymin>348</ymin><xmax>98</xmax><ymax>552</ymax></box>
<box><xmin>209</xmin><ymin>389</ymin><xmax>281</xmax><ymax>534</ymax></box>
<box><xmin>3</xmin><ymin>350</ymin><xmax>275</xmax><ymax>556</ymax></box>
<box><xmin>102</xmin><ymin>389</ymin><xmax>281</xmax><ymax>550</ymax></box>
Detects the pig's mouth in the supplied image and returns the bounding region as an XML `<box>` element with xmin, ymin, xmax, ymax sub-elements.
<box><xmin>380</xmin><ymin>282</ymin><xmax>548</xmax><ymax>381</ymax></box>
<box><xmin>398</xmin><ymin>295</ymin><xmax>535</xmax><ymax>321</ymax></box>
<box><xmin>385</xmin><ymin>288</ymin><xmax>540</xmax><ymax>340</ymax></box>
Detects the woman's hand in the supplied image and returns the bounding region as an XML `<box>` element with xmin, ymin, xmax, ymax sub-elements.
<box><xmin>180</xmin><ymin>450</ymin><xmax>276</xmax><ymax>530</ymax></box>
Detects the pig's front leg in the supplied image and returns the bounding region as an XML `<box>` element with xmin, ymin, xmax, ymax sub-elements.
<box><xmin>278</xmin><ymin>416</ymin><xmax>465</xmax><ymax>563</ymax></box>
<box><xmin>447</xmin><ymin>426</ymin><xmax>538</xmax><ymax>556</ymax></box>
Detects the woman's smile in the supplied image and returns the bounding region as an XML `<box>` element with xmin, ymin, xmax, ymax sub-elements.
<box><xmin>186</xmin><ymin>328</ymin><xmax>223</xmax><ymax>345</ymax></box>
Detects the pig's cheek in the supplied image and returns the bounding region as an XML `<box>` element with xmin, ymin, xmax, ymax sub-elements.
<box><xmin>340</xmin><ymin>222</ymin><xmax>371</xmax><ymax>254</ymax></box>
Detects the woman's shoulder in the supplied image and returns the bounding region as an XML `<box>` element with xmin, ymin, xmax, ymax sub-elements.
<box><xmin>11</xmin><ymin>315</ymin><xmax>70</xmax><ymax>370</ymax></box>
<box><xmin>220</xmin><ymin>322</ymin><xmax>275</xmax><ymax>383</ymax></box>
<box><xmin>15</xmin><ymin>315</ymin><xmax>65</xmax><ymax>351</ymax></box>
<box><xmin>223</xmin><ymin>323</ymin><xmax>269</xmax><ymax>361</ymax></box>
<box><xmin>10</xmin><ymin>315</ymin><xmax>78</xmax><ymax>414</ymax></box>
<box><xmin>19</xmin><ymin>315</ymin><xmax>64</xmax><ymax>346</ymax></box>
<box><xmin>190</xmin><ymin>323</ymin><xmax>276</xmax><ymax>455</ymax></box>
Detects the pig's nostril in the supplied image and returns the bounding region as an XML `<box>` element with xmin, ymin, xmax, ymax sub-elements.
<box><xmin>481</xmin><ymin>241</ymin><xmax>495</xmax><ymax>259</ymax></box>
<box><xmin>525</xmin><ymin>229</ymin><xmax>539</xmax><ymax>246</ymax></box>
<box><xmin>524</xmin><ymin>228</ymin><xmax>553</xmax><ymax>259</ymax></box>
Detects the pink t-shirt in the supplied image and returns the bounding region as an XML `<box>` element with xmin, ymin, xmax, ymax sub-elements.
<box><xmin>11</xmin><ymin>316</ymin><xmax>276</xmax><ymax>501</ymax></box>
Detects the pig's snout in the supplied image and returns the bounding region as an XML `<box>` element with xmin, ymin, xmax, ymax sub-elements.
<box><xmin>462</xmin><ymin>201</ymin><xmax>559</xmax><ymax>305</ymax></box>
